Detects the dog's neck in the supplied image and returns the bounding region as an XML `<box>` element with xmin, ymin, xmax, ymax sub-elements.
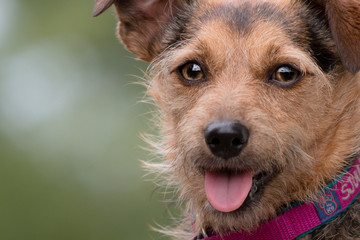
<box><xmin>194</xmin><ymin>156</ymin><xmax>360</xmax><ymax>240</ymax></box>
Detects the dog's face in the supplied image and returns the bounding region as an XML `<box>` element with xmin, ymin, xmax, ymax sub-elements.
<box><xmin>94</xmin><ymin>0</ymin><xmax>360</xmax><ymax>235</ymax></box>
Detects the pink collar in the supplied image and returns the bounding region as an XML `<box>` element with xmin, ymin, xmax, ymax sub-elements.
<box><xmin>194</xmin><ymin>157</ymin><xmax>360</xmax><ymax>240</ymax></box>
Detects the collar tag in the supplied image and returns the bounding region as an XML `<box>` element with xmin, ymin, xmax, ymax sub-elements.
<box><xmin>314</xmin><ymin>189</ymin><xmax>342</xmax><ymax>223</ymax></box>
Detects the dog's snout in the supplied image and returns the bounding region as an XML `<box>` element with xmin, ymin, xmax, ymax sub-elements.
<box><xmin>204</xmin><ymin>121</ymin><xmax>249</xmax><ymax>159</ymax></box>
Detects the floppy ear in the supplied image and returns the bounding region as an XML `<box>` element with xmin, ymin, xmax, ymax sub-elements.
<box><xmin>93</xmin><ymin>0</ymin><xmax>115</xmax><ymax>17</ymax></box>
<box><xmin>325</xmin><ymin>0</ymin><xmax>360</xmax><ymax>74</ymax></box>
<box><xmin>93</xmin><ymin>0</ymin><xmax>189</xmax><ymax>62</ymax></box>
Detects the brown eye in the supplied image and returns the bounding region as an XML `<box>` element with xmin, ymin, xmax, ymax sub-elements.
<box><xmin>177</xmin><ymin>61</ymin><xmax>206</xmax><ymax>84</ymax></box>
<box><xmin>270</xmin><ymin>65</ymin><xmax>302</xmax><ymax>86</ymax></box>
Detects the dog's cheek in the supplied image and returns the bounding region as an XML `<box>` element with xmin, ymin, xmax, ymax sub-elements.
<box><xmin>149</xmin><ymin>72</ymin><xmax>209</xmax><ymax>160</ymax></box>
<box><xmin>257</xmin><ymin>78</ymin><xmax>331</xmax><ymax>160</ymax></box>
<box><xmin>161</xmin><ymin>80</ymin><xmax>208</xmax><ymax>127</ymax></box>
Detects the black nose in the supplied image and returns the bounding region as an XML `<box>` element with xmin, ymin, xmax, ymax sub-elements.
<box><xmin>204</xmin><ymin>121</ymin><xmax>249</xmax><ymax>159</ymax></box>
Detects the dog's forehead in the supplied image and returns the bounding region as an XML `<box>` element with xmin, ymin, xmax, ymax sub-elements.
<box><xmin>205</xmin><ymin>0</ymin><xmax>290</xmax><ymax>6</ymax></box>
<box><xmin>196</xmin><ymin>0</ymin><xmax>292</xmax><ymax>34</ymax></box>
<box><xmin>180</xmin><ymin>0</ymin><xmax>297</xmax><ymax>55</ymax></box>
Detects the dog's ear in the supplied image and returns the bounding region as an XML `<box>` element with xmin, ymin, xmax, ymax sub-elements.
<box><xmin>93</xmin><ymin>0</ymin><xmax>189</xmax><ymax>62</ymax></box>
<box><xmin>93</xmin><ymin>0</ymin><xmax>115</xmax><ymax>17</ymax></box>
<box><xmin>324</xmin><ymin>0</ymin><xmax>360</xmax><ymax>74</ymax></box>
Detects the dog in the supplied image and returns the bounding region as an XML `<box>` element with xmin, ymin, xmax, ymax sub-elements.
<box><xmin>93</xmin><ymin>0</ymin><xmax>360</xmax><ymax>239</ymax></box>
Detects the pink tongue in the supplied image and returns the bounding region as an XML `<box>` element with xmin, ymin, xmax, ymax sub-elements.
<box><xmin>205</xmin><ymin>170</ymin><xmax>253</xmax><ymax>212</ymax></box>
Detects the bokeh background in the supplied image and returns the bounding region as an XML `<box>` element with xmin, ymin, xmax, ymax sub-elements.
<box><xmin>0</xmin><ymin>0</ymin><xmax>172</xmax><ymax>239</ymax></box>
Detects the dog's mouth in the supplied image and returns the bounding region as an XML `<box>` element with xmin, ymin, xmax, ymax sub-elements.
<box><xmin>204</xmin><ymin>169</ymin><xmax>274</xmax><ymax>213</ymax></box>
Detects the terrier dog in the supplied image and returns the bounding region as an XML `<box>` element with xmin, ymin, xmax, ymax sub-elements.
<box><xmin>93</xmin><ymin>0</ymin><xmax>360</xmax><ymax>239</ymax></box>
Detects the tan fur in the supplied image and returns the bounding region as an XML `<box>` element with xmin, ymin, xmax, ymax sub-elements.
<box><xmin>94</xmin><ymin>0</ymin><xmax>360</xmax><ymax>239</ymax></box>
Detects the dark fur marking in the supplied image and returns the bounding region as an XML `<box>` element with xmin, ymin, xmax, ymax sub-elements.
<box><xmin>306</xmin><ymin>25</ymin><xmax>339</xmax><ymax>72</ymax></box>
<box><xmin>164</xmin><ymin>2</ymin><xmax>288</xmax><ymax>49</ymax></box>
<box><xmin>199</xmin><ymin>3</ymin><xmax>287</xmax><ymax>35</ymax></box>
<box><xmin>302</xmin><ymin>5</ymin><xmax>339</xmax><ymax>72</ymax></box>
<box><xmin>162</xmin><ymin>2</ymin><xmax>196</xmax><ymax>49</ymax></box>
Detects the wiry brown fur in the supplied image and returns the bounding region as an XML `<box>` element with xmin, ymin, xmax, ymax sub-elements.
<box><xmin>93</xmin><ymin>0</ymin><xmax>360</xmax><ymax>239</ymax></box>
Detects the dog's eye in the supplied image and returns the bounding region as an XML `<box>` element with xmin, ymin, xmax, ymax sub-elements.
<box><xmin>269</xmin><ymin>65</ymin><xmax>302</xmax><ymax>86</ymax></box>
<box><xmin>177</xmin><ymin>61</ymin><xmax>206</xmax><ymax>84</ymax></box>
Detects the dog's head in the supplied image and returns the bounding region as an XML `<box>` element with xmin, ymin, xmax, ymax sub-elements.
<box><xmin>94</xmin><ymin>0</ymin><xmax>360</xmax><ymax>235</ymax></box>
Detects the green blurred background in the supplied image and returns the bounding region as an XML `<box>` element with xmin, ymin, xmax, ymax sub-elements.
<box><xmin>0</xmin><ymin>0</ymin><xmax>171</xmax><ymax>239</ymax></box>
